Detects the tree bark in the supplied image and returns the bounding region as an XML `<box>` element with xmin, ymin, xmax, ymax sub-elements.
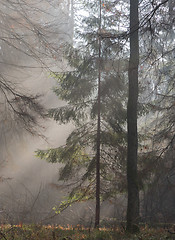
<box><xmin>126</xmin><ymin>0</ymin><xmax>140</xmax><ymax>233</ymax></box>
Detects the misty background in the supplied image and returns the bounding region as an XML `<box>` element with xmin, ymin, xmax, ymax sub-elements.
<box><xmin>0</xmin><ymin>0</ymin><xmax>174</xmax><ymax>227</ymax></box>
<box><xmin>0</xmin><ymin>0</ymin><xmax>120</xmax><ymax>226</ymax></box>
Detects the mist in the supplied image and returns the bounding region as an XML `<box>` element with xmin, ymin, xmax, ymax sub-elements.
<box><xmin>0</xmin><ymin>57</ymin><xmax>73</xmax><ymax>223</ymax></box>
<box><xmin>0</xmin><ymin>0</ymin><xmax>75</xmax><ymax>225</ymax></box>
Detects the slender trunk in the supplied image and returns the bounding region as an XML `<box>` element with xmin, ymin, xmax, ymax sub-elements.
<box><xmin>126</xmin><ymin>0</ymin><xmax>140</xmax><ymax>233</ymax></box>
<box><xmin>95</xmin><ymin>0</ymin><xmax>102</xmax><ymax>229</ymax></box>
<box><xmin>95</xmin><ymin>95</ymin><xmax>100</xmax><ymax>228</ymax></box>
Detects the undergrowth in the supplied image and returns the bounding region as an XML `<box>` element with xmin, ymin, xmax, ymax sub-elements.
<box><xmin>0</xmin><ymin>224</ymin><xmax>172</xmax><ymax>240</ymax></box>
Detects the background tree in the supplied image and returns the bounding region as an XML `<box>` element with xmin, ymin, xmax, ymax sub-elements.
<box><xmin>137</xmin><ymin>0</ymin><xmax>175</xmax><ymax>222</ymax></box>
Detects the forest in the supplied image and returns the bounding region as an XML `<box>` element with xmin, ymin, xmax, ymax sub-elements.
<box><xmin>0</xmin><ymin>0</ymin><xmax>174</xmax><ymax>239</ymax></box>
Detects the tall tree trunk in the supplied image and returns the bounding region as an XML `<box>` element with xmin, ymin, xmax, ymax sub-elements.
<box><xmin>126</xmin><ymin>0</ymin><xmax>140</xmax><ymax>233</ymax></box>
<box><xmin>95</xmin><ymin>0</ymin><xmax>102</xmax><ymax>229</ymax></box>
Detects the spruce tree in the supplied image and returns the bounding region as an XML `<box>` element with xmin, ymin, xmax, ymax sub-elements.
<box><xmin>37</xmin><ymin>0</ymin><xmax>129</xmax><ymax>225</ymax></box>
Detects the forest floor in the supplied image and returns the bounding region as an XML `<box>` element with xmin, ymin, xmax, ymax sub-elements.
<box><xmin>0</xmin><ymin>224</ymin><xmax>174</xmax><ymax>240</ymax></box>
